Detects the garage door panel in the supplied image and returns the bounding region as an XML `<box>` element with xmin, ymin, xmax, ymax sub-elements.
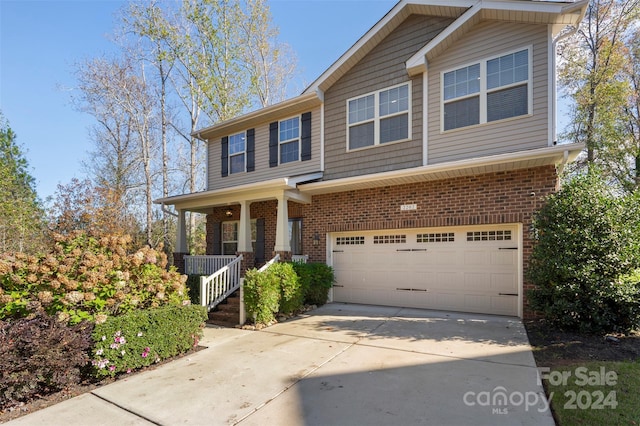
<box><xmin>465</xmin><ymin>272</ymin><xmax>491</xmax><ymax>290</ymax></box>
<box><xmin>464</xmin><ymin>294</ymin><xmax>492</xmax><ymax>312</ymax></box>
<box><xmin>492</xmin><ymin>296</ymin><xmax>518</xmax><ymax>316</ymax></box>
<box><xmin>332</xmin><ymin>226</ymin><xmax>519</xmax><ymax>316</ymax></box>
<box><xmin>430</xmin><ymin>250</ymin><xmax>460</xmax><ymax>265</ymax></box>
<box><xmin>464</xmin><ymin>250</ymin><xmax>489</xmax><ymax>265</ymax></box>
<box><xmin>492</xmin><ymin>251</ymin><xmax>517</xmax><ymax>266</ymax></box>
<box><xmin>491</xmin><ymin>273</ymin><xmax>518</xmax><ymax>292</ymax></box>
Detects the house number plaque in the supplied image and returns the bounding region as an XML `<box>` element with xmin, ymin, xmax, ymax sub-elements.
<box><xmin>400</xmin><ymin>204</ymin><xmax>417</xmax><ymax>211</ymax></box>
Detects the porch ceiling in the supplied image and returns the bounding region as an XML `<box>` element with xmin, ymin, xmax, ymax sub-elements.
<box><xmin>297</xmin><ymin>144</ymin><xmax>585</xmax><ymax>196</ymax></box>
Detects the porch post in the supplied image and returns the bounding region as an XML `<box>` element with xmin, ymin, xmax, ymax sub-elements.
<box><xmin>176</xmin><ymin>209</ymin><xmax>188</xmax><ymax>253</ymax></box>
<box><xmin>274</xmin><ymin>193</ymin><xmax>290</xmax><ymax>252</ymax></box>
<box><xmin>237</xmin><ymin>200</ymin><xmax>252</xmax><ymax>253</ymax></box>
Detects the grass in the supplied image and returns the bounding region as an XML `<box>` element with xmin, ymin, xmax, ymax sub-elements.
<box><xmin>542</xmin><ymin>360</ymin><xmax>640</xmax><ymax>425</ymax></box>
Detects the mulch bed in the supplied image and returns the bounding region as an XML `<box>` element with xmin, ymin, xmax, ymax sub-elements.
<box><xmin>0</xmin><ymin>345</ymin><xmax>206</xmax><ymax>424</ymax></box>
<box><xmin>524</xmin><ymin>321</ymin><xmax>640</xmax><ymax>367</ymax></box>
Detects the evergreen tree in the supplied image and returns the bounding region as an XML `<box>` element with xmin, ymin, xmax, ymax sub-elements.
<box><xmin>0</xmin><ymin>113</ymin><xmax>45</xmax><ymax>253</ymax></box>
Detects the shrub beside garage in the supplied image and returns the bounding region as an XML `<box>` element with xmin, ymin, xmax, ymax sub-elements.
<box><xmin>528</xmin><ymin>171</ymin><xmax>640</xmax><ymax>334</ymax></box>
<box><xmin>244</xmin><ymin>262</ymin><xmax>335</xmax><ymax>325</ymax></box>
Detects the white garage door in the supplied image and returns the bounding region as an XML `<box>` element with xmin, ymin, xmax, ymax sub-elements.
<box><xmin>331</xmin><ymin>225</ymin><xmax>520</xmax><ymax>316</ymax></box>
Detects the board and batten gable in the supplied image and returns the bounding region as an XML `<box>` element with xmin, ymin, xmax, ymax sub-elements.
<box><xmin>427</xmin><ymin>21</ymin><xmax>550</xmax><ymax>164</ymax></box>
<box><xmin>323</xmin><ymin>14</ymin><xmax>454</xmax><ymax>181</ymax></box>
<box><xmin>206</xmin><ymin>106</ymin><xmax>322</xmax><ymax>191</ymax></box>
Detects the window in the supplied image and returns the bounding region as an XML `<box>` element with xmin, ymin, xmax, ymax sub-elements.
<box><xmin>221</xmin><ymin>220</ymin><xmax>257</xmax><ymax>254</ymax></box>
<box><xmin>228</xmin><ymin>132</ymin><xmax>245</xmax><ymax>174</ymax></box>
<box><xmin>417</xmin><ymin>233</ymin><xmax>455</xmax><ymax>243</ymax></box>
<box><xmin>442</xmin><ymin>48</ymin><xmax>530</xmax><ymax>131</ymax></box>
<box><xmin>336</xmin><ymin>236</ymin><xmax>365</xmax><ymax>245</ymax></box>
<box><xmin>279</xmin><ymin>117</ymin><xmax>300</xmax><ymax>164</ymax></box>
<box><xmin>347</xmin><ymin>83</ymin><xmax>411</xmax><ymax>150</ymax></box>
<box><xmin>466</xmin><ymin>230</ymin><xmax>512</xmax><ymax>242</ymax></box>
<box><xmin>373</xmin><ymin>235</ymin><xmax>407</xmax><ymax>244</ymax></box>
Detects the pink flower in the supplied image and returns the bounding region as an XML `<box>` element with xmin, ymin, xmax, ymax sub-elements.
<box><xmin>109</xmin><ymin>365</ymin><xmax>116</xmax><ymax>371</ymax></box>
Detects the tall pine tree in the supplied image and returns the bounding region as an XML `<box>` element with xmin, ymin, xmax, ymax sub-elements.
<box><xmin>0</xmin><ymin>113</ymin><xmax>45</xmax><ymax>253</ymax></box>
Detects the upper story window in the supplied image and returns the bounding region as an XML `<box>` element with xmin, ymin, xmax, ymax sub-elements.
<box><xmin>347</xmin><ymin>82</ymin><xmax>411</xmax><ymax>151</ymax></box>
<box><xmin>221</xmin><ymin>128</ymin><xmax>254</xmax><ymax>177</ymax></box>
<box><xmin>279</xmin><ymin>116</ymin><xmax>300</xmax><ymax>164</ymax></box>
<box><xmin>442</xmin><ymin>48</ymin><xmax>531</xmax><ymax>131</ymax></box>
<box><xmin>228</xmin><ymin>132</ymin><xmax>246</xmax><ymax>174</ymax></box>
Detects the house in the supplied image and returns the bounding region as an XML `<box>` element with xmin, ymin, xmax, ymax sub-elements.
<box><xmin>155</xmin><ymin>0</ymin><xmax>588</xmax><ymax>319</ymax></box>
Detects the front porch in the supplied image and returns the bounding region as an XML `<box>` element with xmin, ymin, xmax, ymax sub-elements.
<box><xmin>160</xmin><ymin>174</ymin><xmax>322</xmax><ymax>276</ymax></box>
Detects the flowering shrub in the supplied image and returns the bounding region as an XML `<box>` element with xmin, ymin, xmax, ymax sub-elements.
<box><xmin>0</xmin><ymin>231</ymin><xmax>190</xmax><ymax>324</ymax></box>
<box><xmin>0</xmin><ymin>312</ymin><xmax>93</xmax><ymax>409</ymax></box>
<box><xmin>91</xmin><ymin>304</ymin><xmax>207</xmax><ymax>377</ymax></box>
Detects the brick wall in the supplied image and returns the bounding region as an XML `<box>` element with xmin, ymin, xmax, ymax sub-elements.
<box><xmin>205</xmin><ymin>165</ymin><xmax>558</xmax><ymax>317</ymax></box>
<box><xmin>300</xmin><ymin>165</ymin><xmax>558</xmax><ymax>317</ymax></box>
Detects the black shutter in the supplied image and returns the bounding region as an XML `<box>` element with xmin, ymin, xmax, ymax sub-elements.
<box><xmin>269</xmin><ymin>121</ymin><xmax>278</xmax><ymax>167</ymax></box>
<box><xmin>255</xmin><ymin>218</ymin><xmax>265</xmax><ymax>265</ymax></box>
<box><xmin>221</xmin><ymin>136</ymin><xmax>229</xmax><ymax>177</ymax></box>
<box><xmin>246</xmin><ymin>128</ymin><xmax>255</xmax><ymax>172</ymax></box>
<box><xmin>301</xmin><ymin>112</ymin><xmax>312</xmax><ymax>161</ymax></box>
<box><xmin>212</xmin><ymin>222</ymin><xmax>222</xmax><ymax>255</ymax></box>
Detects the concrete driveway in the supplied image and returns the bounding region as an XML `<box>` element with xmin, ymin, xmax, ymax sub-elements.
<box><xmin>8</xmin><ymin>304</ymin><xmax>553</xmax><ymax>426</ymax></box>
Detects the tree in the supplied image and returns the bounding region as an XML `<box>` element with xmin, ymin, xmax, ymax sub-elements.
<box><xmin>122</xmin><ymin>0</ymin><xmax>176</xmax><ymax>253</ymax></box>
<box><xmin>0</xmin><ymin>114</ymin><xmax>45</xmax><ymax>253</ymax></box>
<box><xmin>238</xmin><ymin>0</ymin><xmax>297</xmax><ymax>108</ymax></box>
<box><xmin>48</xmin><ymin>178</ymin><xmax>141</xmax><ymax>242</ymax></box>
<box><xmin>559</xmin><ymin>0</ymin><xmax>640</xmax><ymax>190</ymax></box>
<box><xmin>72</xmin><ymin>0</ymin><xmax>298</xmax><ymax>254</ymax></box>
<box><xmin>72</xmin><ymin>56</ymin><xmax>160</xmax><ymax>245</ymax></box>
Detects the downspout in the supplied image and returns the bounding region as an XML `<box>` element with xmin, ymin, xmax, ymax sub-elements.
<box><xmin>556</xmin><ymin>149</ymin><xmax>570</xmax><ymax>176</ymax></box>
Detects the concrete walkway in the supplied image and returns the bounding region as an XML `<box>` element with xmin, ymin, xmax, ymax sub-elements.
<box><xmin>8</xmin><ymin>304</ymin><xmax>554</xmax><ymax>426</ymax></box>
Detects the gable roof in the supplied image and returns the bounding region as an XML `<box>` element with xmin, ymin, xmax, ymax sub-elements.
<box><xmin>303</xmin><ymin>0</ymin><xmax>588</xmax><ymax>94</ymax></box>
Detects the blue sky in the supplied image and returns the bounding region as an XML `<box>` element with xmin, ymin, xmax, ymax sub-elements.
<box><xmin>0</xmin><ymin>0</ymin><xmax>396</xmax><ymax>201</ymax></box>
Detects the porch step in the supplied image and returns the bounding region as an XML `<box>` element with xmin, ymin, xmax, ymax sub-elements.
<box><xmin>207</xmin><ymin>291</ymin><xmax>240</xmax><ymax>328</ymax></box>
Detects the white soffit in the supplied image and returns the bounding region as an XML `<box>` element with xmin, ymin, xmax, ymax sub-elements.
<box><xmin>155</xmin><ymin>173</ymin><xmax>323</xmax><ymax>211</ymax></box>
<box><xmin>298</xmin><ymin>144</ymin><xmax>584</xmax><ymax>196</ymax></box>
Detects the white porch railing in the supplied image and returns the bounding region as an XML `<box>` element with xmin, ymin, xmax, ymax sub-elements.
<box><xmin>258</xmin><ymin>253</ymin><xmax>280</xmax><ymax>272</ymax></box>
<box><xmin>291</xmin><ymin>255</ymin><xmax>308</xmax><ymax>263</ymax></box>
<box><xmin>185</xmin><ymin>255</ymin><xmax>237</xmax><ymax>275</ymax></box>
<box><xmin>200</xmin><ymin>255</ymin><xmax>243</xmax><ymax>312</ymax></box>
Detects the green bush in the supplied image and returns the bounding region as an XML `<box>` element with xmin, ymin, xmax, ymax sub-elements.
<box><xmin>91</xmin><ymin>304</ymin><xmax>206</xmax><ymax>378</ymax></box>
<box><xmin>293</xmin><ymin>262</ymin><xmax>335</xmax><ymax>306</ymax></box>
<box><xmin>0</xmin><ymin>231</ymin><xmax>190</xmax><ymax>324</ymax></box>
<box><xmin>243</xmin><ymin>268</ymin><xmax>280</xmax><ymax>324</ymax></box>
<box><xmin>272</xmin><ymin>263</ymin><xmax>303</xmax><ymax>315</ymax></box>
<box><xmin>0</xmin><ymin>312</ymin><xmax>94</xmax><ymax>409</ymax></box>
<box><xmin>528</xmin><ymin>171</ymin><xmax>640</xmax><ymax>333</ymax></box>
<box><xmin>186</xmin><ymin>274</ymin><xmax>201</xmax><ymax>305</ymax></box>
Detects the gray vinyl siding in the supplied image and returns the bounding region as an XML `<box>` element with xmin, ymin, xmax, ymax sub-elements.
<box><xmin>324</xmin><ymin>15</ymin><xmax>453</xmax><ymax>181</ymax></box>
<box><xmin>207</xmin><ymin>106</ymin><xmax>322</xmax><ymax>191</ymax></box>
<box><xmin>427</xmin><ymin>21</ymin><xmax>549</xmax><ymax>164</ymax></box>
